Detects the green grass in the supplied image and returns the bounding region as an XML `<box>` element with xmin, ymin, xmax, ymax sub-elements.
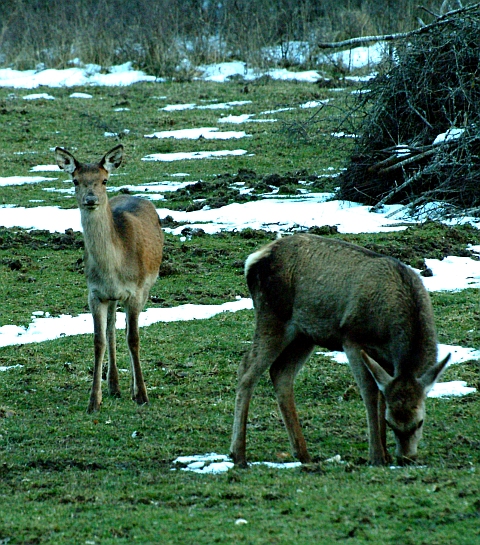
<box><xmin>1</xmin><ymin>78</ymin><xmax>480</xmax><ymax>544</ymax></box>
<box><xmin>0</xmin><ymin>79</ymin><xmax>346</xmax><ymax>207</ymax></box>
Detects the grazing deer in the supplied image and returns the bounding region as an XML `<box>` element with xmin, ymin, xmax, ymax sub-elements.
<box><xmin>55</xmin><ymin>145</ymin><xmax>164</xmax><ymax>413</ymax></box>
<box><xmin>230</xmin><ymin>234</ymin><xmax>450</xmax><ymax>467</ymax></box>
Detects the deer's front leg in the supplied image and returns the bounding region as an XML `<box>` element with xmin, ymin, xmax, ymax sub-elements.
<box><xmin>88</xmin><ymin>296</ymin><xmax>109</xmax><ymax>413</ymax></box>
<box><xmin>344</xmin><ymin>342</ymin><xmax>388</xmax><ymax>466</ymax></box>
<box><xmin>106</xmin><ymin>300</ymin><xmax>120</xmax><ymax>398</ymax></box>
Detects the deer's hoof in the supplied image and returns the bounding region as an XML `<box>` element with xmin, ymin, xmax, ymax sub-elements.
<box><xmin>87</xmin><ymin>399</ymin><xmax>102</xmax><ymax>413</ymax></box>
<box><xmin>132</xmin><ymin>393</ymin><xmax>149</xmax><ymax>406</ymax></box>
<box><xmin>109</xmin><ymin>387</ymin><xmax>121</xmax><ymax>398</ymax></box>
<box><xmin>369</xmin><ymin>457</ymin><xmax>388</xmax><ymax>467</ymax></box>
<box><xmin>230</xmin><ymin>452</ymin><xmax>248</xmax><ymax>469</ymax></box>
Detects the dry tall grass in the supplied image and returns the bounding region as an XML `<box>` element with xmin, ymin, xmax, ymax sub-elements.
<box><xmin>0</xmin><ymin>0</ymin><xmax>449</xmax><ymax>74</ymax></box>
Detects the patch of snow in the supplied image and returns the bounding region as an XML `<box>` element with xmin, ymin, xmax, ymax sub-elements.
<box><xmin>0</xmin><ymin>62</ymin><xmax>155</xmax><ymax>89</ymax></box>
<box><xmin>421</xmin><ymin>257</ymin><xmax>480</xmax><ymax>291</ymax></box>
<box><xmin>0</xmin><ymin>364</ymin><xmax>23</xmax><ymax>372</ymax></box>
<box><xmin>266</xmin><ymin>68</ymin><xmax>321</xmax><ymax>83</ymax></box>
<box><xmin>158</xmin><ymin>197</ymin><xmax>414</xmax><ymax>235</ymax></box>
<box><xmin>171</xmin><ymin>453</ymin><xmax>301</xmax><ymax>474</ymax></box>
<box><xmin>23</xmin><ymin>93</ymin><xmax>55</xmax><ymax>100</ymax></box>
<box><xmin>70</xmin><ymin>92</ymin><xmax>93</xmax><ymax>99</ymax></box>
<box><xmin>428</xmin><ymin>381</ymin><xmax>476</xmax><ymax>398</ymax></box>
<box><xmin>433</xmin><ymin>128</ymin><xmax>465</xmax><ymax>145</ymax></box>
<box><xmin>0</xmin><ymin>175</ymin><xmax>57</xmax><ymax>186</ymax></box>
<box><xmin>300</xmin><ymin>100</ymin><xmax>329</xmax><ymax>108</ymax></box>
<box><xmin>331</xmin><ymin>132</ymin><xmax>358</xmax><ymax>138</ymax></box>
<box><xmin>160</xmin><ymin>100</ymin><xmax>251</xmax><ymax>112</ymax></box>
<box><xmin>144</xmin><ymin>127</ymin><xmax>250</xmax><ymax>140</ymax></box>
<box><xmin>30</xmin><ymin>165</ymin><xmax>61</xmax><ymax>172</ymax></box>
<box><xmin>0</xmin><ymin>298</ymin><xmax>253</xmax><ymax>348</ymax></box>
<box><xmin>142</xmin><ymin>149</ymin><xmax>249</xmax><ymax>162</ymax></box>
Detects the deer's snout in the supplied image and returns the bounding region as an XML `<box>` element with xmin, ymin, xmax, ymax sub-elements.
<box><xmin>83</xmin><ymin>193</ymin><xmax>99</xmax><ymax>208</ymax></box>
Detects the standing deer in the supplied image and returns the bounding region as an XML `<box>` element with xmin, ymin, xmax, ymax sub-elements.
<box><xmin>230</xmin><ymin>234</ymin><xmax>450</xmax><ymax>467</ymax></box>
<box><xmin>55</xmin><ymin>145</ymin><xmax>164</xmax><ymax>413</ymax></box>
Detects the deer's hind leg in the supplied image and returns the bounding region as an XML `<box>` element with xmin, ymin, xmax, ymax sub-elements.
<box><xmin>124</xmin><ymin>300</ymin><xmax>148</xmax><ymax>406</ymax></box>
<box><xmin>230</xmin><ymin>317</ymin><xmax>293</xmax><ymax>467</ymax></box>
<box><xmin>269</xmin><ymin>334</ymin><xmax>315</xmax><ymax>463</ymax></box>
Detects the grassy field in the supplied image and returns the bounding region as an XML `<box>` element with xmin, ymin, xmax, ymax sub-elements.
<box><xmin>0</xmin><ymin>78</ymin><xmax>480</xmax><ymax>544</ymax></box>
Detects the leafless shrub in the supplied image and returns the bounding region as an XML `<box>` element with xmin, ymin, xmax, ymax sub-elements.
<box><xmin>337</xmin><ymin>5</ymin><xmax>480</xmax><ymax>218</ymax></box>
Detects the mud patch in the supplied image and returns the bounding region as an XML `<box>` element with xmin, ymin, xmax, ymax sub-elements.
<box><xmin>0</xmin><ymin>227</ymin><xmax>83</xmax><ymax>250</ymax></box>
<box><xmin>161</xmin><ymin>168</ymin><xmax>329</xmax><ymax>211</ymax></box>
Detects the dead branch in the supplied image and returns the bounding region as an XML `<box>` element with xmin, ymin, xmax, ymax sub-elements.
<box><xmin>378</xmin><ymin>148</ymin><xmax>436</xmax><ymax>174</ymax></box>
<box><xmin>370</xmin><ymin>175</ymin><xmax>418</xmax><ymax>212</ymax></box>
<box><xmin>317</xmin><ymin>2</ymin><xmax>480</xmax><ymax>49</ymax></box>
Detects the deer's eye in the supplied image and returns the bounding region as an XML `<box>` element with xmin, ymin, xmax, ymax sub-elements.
<box><xmin>102</xmin><ymin>179</ymin><xmax>107</xmax><ymax>185</ymax></box>
<box><xmin>73</xmin><ymin>179</ymin><xmax>79</xmax><ymax>186</ymax></box>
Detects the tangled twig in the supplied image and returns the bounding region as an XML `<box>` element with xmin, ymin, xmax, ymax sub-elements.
<box><xmin>336</xmin><ymin>5</ymin><xmax>480</xmax><ymax>218</ymax></box>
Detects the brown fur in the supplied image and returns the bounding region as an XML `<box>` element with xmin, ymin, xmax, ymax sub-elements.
<box><xmin>230</xmin><ymin>234</ymin><xmax>449</xmax><ymax>466</ymax></box>
<box><xmin>55</xmin><ymin>145</ymin><xmax>164</xmax><ymax>412</ymax></box>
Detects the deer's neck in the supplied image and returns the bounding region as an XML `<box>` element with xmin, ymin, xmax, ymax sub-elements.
<box><xmin>80</xmin><ymin>203</ymin><xmax>123</xmax><ymax>272</ymax></box>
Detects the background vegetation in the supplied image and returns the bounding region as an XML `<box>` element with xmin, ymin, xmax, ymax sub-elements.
<box><xmin>0</xmin><ymin>0</ymin><xmax>470</xmax><ymax>74</ymax></box>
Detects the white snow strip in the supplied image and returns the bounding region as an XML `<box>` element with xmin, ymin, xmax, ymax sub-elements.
<box><xmin>144</xmin><ymin>127</ymin><xmax>250</xmax><ymax>140</ymax></box>
<box><xmin>300</xmin><ymin>100</ymin><xmax>329</xmax><ymax>108</ymax></box>
<box><xmin>326</xmin><ymin>43</ymin><xmax>384</xmax><ymax>70</ymax></box>
<box><xmin>0</xmin><ymin>176</ymin><xmax>57</xmax><ymax>186</ymax></box>
<box><xmin>30</xmin><ymin>165</ymin><xmax>61</xmax><ymax>172</ymax></box>
<box><xmin>142</xmin><ymin>149</ymin><xmax>248</xmax><ymax>162</ymax></box>
<box><xmin>172</xmin><ymin>453</ymin><xmax>301</xmax><ymax>474</ymax></box>
<box><xmin>0</xmin><ymin>206</ymin><xmax>82</xmax><ymax>231</ymax></box>
<box><xmin>116</xmin><ymin>181</ymin><xmax>195</xmax><ymax>193</ymax></box>
<box><xmin>217</xmin><ymin>114</ymin><xmax>277</xmax><ymax>124</ymax></box>
<box><xmin>160</xmin><ymin>100</ymin><xmax>251</xmax><ymax>112</ymax></box>
<box><xmin>160</xmin><ymin>103</ymin><xmax>196</xmax><ymax>111</ymax></box>
<box><xmin>265</xmin><ymin>69</ymin><xmax>321</xmax><ymax>83</ymax></box>
<box><xmin>0</xmin><ymin>364</ymin><xmax>23</xmax><ymax>372</ymax></box>
<box><xmin>0</xmin><ymin>298</ymin><xmax>253</xmax><ymax>348</ymax></box>
<box><xmin>0</xmin><ymin>53</ymin><xmax>380</xmax><ymax>90</ymax></box>
<box><xmin>0</xmin><ymin>62</ymin><xmax>155</xmax><ymax>89</ymax></box>
<box><xmin>70</xmin><ymin>92</ymin><xmax>93</xmax><ymax>99</ymax></box>
<box><xmin>23</xmin><ymin>93</ymin><xmax>55</xmax><ymax>100</ymax></box>
<box><xmin>217</xmin><ymin>114</ymin><xmax>254</xmax><ymax>124</ymax></box>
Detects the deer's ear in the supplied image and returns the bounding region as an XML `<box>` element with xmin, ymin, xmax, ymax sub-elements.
<box><xmin>418</xmin><ymin>354</ymin><xmax>450</xmax><ymax>393</ymax></box>
<box><xmin>101</xmin><ymin>144</ymin><xmax>124</xmax><ymax>173</ymax></box>
<box><xmin>55</xmin><ymin>147</ymin><xmax>78</xmax><ymax>175</ymax></box>
<box><xmin>361</xmin><ymin>350</ymin><xmax>393</xmax><ymax>393</ymax></box>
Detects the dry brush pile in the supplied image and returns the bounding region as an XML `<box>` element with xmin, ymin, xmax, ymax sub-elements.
<box><xmin>337</xmin><ymin>4</ymin><xmax>480</xmax><ymax>218</ymax></box>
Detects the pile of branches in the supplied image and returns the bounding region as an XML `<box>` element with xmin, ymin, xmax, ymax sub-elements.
<box><xmin>336</xmin><ymin>3</ymin><xmax>480</xmax><ymax>218</ymax></box>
